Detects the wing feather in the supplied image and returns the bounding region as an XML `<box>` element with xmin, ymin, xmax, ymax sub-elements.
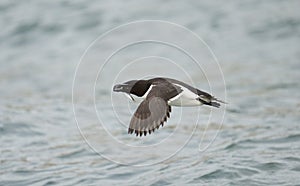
<box><xmin>128</xmin><ymin>81</ymin><xmax>181</xmax><ymax>137</ymax></box>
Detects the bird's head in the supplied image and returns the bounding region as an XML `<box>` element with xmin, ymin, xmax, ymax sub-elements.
<box><xmin>113</xmin><ymin>80</ymin><xmax>138</xmax><ymax>94</ymax></box>
<box><xmin>113</xmin><ymin>80</ymin><xmax>150</xmax><ymax>97</ymax></box>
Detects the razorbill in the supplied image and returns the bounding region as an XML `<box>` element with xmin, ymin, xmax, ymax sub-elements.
<box><xmin>113</xmin><ymin>77</ymin><xmax>226</xmax><ymax>137</ymax></box>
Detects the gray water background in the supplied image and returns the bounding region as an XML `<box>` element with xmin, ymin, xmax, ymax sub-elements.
<box><xmin>1</xmin><ymin>0</ymin><xmax>300</xmax><ymax>185</ymax></box>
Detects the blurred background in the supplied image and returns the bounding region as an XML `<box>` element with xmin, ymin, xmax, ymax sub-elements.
<box><xmin>1</xmin><ymin>0</ymin><xmax>300</xmax><ymax>185</ymax></box>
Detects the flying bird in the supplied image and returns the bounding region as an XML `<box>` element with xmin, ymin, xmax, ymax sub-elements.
<box><xmin>113</xmin><ymin>77</ymin><xmax>225</xmax><ymax>137</ymax></box>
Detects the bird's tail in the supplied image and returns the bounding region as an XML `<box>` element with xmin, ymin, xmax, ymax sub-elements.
<box><xmin>198</xmin><ymin>96</ymin><xmax>227</xmax><ymax>108</ymax></box>
<box><xmin>205</xmin><ymin>101</ymin><xmax>221</xmax><ymax>108</ymax></box>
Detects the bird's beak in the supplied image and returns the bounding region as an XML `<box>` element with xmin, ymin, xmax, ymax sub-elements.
<box><xmin>113</xmin><ymin>84</ymin><xmax>128</xmax><ymax>92</ymax></box>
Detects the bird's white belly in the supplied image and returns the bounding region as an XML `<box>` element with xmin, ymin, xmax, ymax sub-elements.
<box><xmin>168</xmin><ymin>85</ymin><xmax>202</xmax><ymax>107</ymax></box>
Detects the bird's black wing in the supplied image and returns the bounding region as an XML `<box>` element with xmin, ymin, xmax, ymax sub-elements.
<box><xmin>128</xmin><ymin>81</ymin><xmax>182</xmax><ymax>137</ymax></box>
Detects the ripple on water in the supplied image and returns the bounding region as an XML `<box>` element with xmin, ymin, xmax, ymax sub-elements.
<box><xmin>226</xmin><ymin>133</ymin><xmax>300</xmax><ymax>148</ymax></box>
<box><xmin>199</xmin><ymin>169</ymin><xmax>240</xmax><ymax>180</ymax></box>
<box><xmin>150</xmin><ymin>180</ymin><xmax>171</xmax><ymax>186</ymax></box>
<box><xmin>283</xmin><ymin>156</ymin><xmax>300</xmax><ymax>162</ymax></box>
<box><xmin>254</xmin><ymin>162</ymin><xmax>285</xmax><ymax>172</ymax></box>
<box><xmin>267</xmin><ymin>134</ymin><xmax>299</xmax><ymax>144</ymax></box>
<box><xmin>233</xmin><ymin>166</ymin><xmax>259</xmax><ymax>177</ymax></box>
<box><xmin>224</xmin><ymin>142</ymin><xmax>256</xmax><ymax>151</ymax></box>
<box><xmin>57</xmin><ymin>148</ymin><xmax>87</xmax><ymax>159</ymax></box>
<box><xmin>0</xmin><ymin>122</ymin><xmax>43</xmax><ymax>137</ymax></box>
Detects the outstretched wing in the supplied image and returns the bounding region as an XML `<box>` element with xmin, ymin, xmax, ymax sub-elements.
<box><xmin>128</xmin><ymin>81</ymin><xmax>182</xmax><ymax>137</ymax></box>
